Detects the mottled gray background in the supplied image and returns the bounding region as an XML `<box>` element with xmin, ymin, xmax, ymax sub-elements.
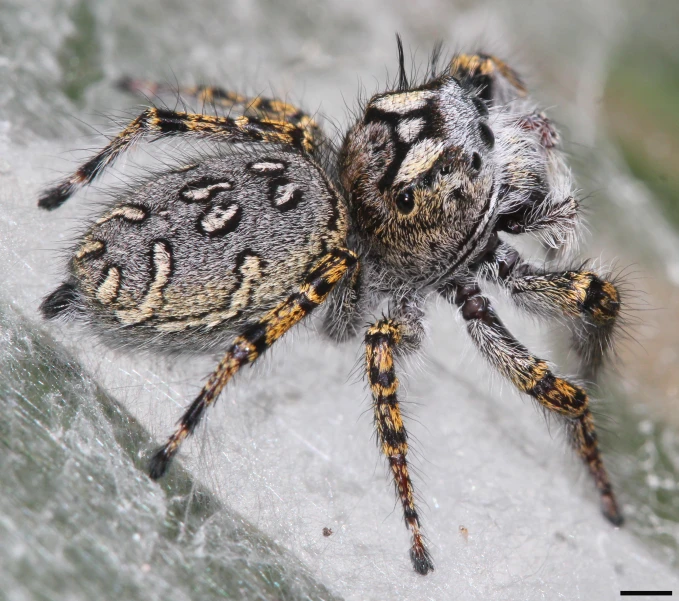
<box><xmin>1</xmin><ymin>0</ymin><xmax>679</xmax><ymax>599</ymax></box>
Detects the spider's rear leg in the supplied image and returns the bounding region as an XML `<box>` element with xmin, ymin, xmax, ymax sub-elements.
<box><xmin>38</xmin><ymin>107</ymin><xmax>314</xmax><ymax>210</ymax></box>
<box><xmin>149</xmin><ymin>248</ymin><xmax>357</xmax><ymax>479</ymax></box>
<box><xmin>119</xmin><ymin>78</ymin><xmax>323</xmax><ymax>146</ymax></box>
<box><xmin>365</xmin><ymin>299</ymin><xmax>434</xmax><ymax>575</ymax></box>
<box><xmin>479</xmin><ymin>240</ymin><xmax>621</xmax><ymax>379</ymax></box>
<box><xmin>441</xmin><ymin>280</ymin><xmax>622</xmax><ymax>526</ymax></box>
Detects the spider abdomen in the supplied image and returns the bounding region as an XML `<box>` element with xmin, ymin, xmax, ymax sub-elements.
<box><xmin>43</xmin><ymin>151</ymin><xmax>348</xmax><ymax>352</ymax></box>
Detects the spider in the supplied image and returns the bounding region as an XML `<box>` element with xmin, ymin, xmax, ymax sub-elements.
<box><xmin>38</xmin><ymin>38</ymin><xmax>623</xmax><ymax>575</ymax></box>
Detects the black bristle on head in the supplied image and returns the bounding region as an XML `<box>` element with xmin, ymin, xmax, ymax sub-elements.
<box><xmin>40</xmin><ymin>282</ymin><xmax>79</xmax><ymax>320</ymax></box>
<box><xmin>395</xmin><ymin>34</ymin><xmax>409</xmax><ymax>91</ymax></box>
<box><xmin>429</xmin><ymin>41</ymin><xmax>444</xmax><ymax>79</ymax></box>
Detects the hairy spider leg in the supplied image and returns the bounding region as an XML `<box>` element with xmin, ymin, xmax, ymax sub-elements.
<box><xmin>479</xmin><ymin>240</ymin><xmax>621</xmax><ymax>379</ymax></box>
<box><xmin>448</xmin><ymin>53</ymin><xmax>527</xmax><ymax>102</ymax></box>
<box><xmin>119</xmin><ymin>77</ymin><xmax>322</xmax><ymax>142</ymax></box>
<box><xmin>38</xmin><ymin>107</ymin><xmax>315</xmax><ymax>210</ymax></box>
<box><xmin>365</xmin><ymin>313</ymin><xmax>434</xmax><ymax>575</ymax></box>
<box><xmin>321</xmin><ymin>260</ymin><xmax>364</xmax><ymax>342</ymax></box>
<box><xmin>442</xmin><ymin>281</ymin><xmax>622</xmax><ymax>526</ymax></box>
<box><xmin>148</xmin><ymin>248</ymin><xmax>358</xmax><ymax>479</ymax></box>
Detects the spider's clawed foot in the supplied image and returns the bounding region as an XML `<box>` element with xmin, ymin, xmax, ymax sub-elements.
<box><xmin>410</xmin><ymin>537</ymin><xmax>435</xmax><ymax>575</ymax></box>
<box><xmin>38</xmin><ymin>182</ymin><xmax>75</xmax><ymax>211</ymax></box>
<box><xmin>602</xmin><ymin>493</ymin><xmax>624</xmax><ymax>526</ymax></box>
<box><xmin>148</xmin><ymin>445</ymin><xmax>174</xmax><ymax>481</ymax></box>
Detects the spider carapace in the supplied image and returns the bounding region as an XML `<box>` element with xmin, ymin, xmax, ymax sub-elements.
<box><xmin>38</xmin><ymin>38</ymin><xmax>623</xmax><ymax>575</ymax></box>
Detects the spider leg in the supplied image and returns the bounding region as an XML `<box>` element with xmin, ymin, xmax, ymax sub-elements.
<box><xmin>496</xmin><ymin>179</ymin><xmax>581</xmax><ymax>251</ymax></box>
<box><xmin>448</xmin><ymin>53</ymin><xmax>527</xmax><ymax>104</ymax></box>
<box><xmin>39</xmin><ymin>107</ymin><xmax>314</xmax><ymax>210</ymax></box>
<box><xmin>365</xmin><ymin>298</ymin><xmax>434</xmax><ymax>575</ymax></box>
<box><xmin>440</xmin><ymin>280</ymin><xmax>622</xmax><ymax>526</ymax></box>
<box><xmin>320</xmin><ymin>259</ymin><xmax>364</xmax><ymax>342</ymax></box>
<box><xmin>478</xmin><ymin>239</ymin><xmax>620</xmax><ymax>379</ymax></box>
<box><xmin>118</xmin><ymin>78</ymin><xmax>323</xmax><ymax>145</ymax></box>
<box><xmin>148</xmin><ymin>247</ymin><xmax>357</xmax><ymax>479</ymax></box>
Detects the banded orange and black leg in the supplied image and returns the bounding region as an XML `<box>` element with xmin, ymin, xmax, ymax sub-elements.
<box><xmin>442</xmin><ymin>281</ymin><xmax>622</xmax><ymax>526</ymax></box>
<box><xmin>365</xmin><ymin>303</ymin><xmax>433</xmax><ymax>575</ymax></box>
<box><xmin>149</xmin><ymin>247</ymin><xmax>357</xmax><ymax>479</ymax></box>
<box><xmin>479</xmin><ymin>240</ymin><xmax>621</xmax><ymax>378</ymax></box>
<box><xmin>118</xmin><ymin>78</ymin><xmax>322</xmax><ymax>141</ymax></box>
<box><xmin>39</xmin><ymin>107</ymin><xmax>315</xmax><ymax>210</ymax></box>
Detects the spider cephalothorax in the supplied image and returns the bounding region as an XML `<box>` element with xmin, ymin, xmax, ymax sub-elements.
<box><xmin>341</xmin><ymin>75</ymin><xmax>498</xmax><ymax>282</ymax></box>
<box><xmin>38</xmin><ymin>38</ymin><xmax>623</xmax><ymax>576</ymax></box>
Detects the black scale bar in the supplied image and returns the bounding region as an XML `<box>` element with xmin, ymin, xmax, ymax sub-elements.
<box><xmin>620</xmin><ymin>592</ymin><xmax>672</xmax><ymax>597</ymax></box>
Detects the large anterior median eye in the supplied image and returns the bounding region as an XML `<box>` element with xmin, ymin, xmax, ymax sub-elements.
<box><xmin>395</xmin><ymin>188</ymin><xmax>415</xmax><ymax>214</ymax></box>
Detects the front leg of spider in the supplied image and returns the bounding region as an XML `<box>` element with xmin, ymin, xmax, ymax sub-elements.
<box><xmin>478</xmin><ymin>240</ymin><xmax>621</xmax><ymax>379</ymax></box>
<box><xmin>364</xmin><ymin>302</ymin><xmax>433</xmax><ymax>574</ymax></box>
<box><xmin>443</xmin><ymin>281</ymin><xmax>622</xmax><ymax>526</ymax></box>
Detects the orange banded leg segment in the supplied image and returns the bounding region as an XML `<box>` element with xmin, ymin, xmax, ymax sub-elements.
<box><xmin>39</xmin><ymin>107</ymin><xmax>314</xmax><ymax>210</ymax></box>
<box><xmin>513</xmin><ymin>267</ymin><xmax>620</xmax><ymax>379</ymax></box>
<box><xmin>480</xmin><ymin>240</ymin><xmax>621</xmax><ymax>378</ymax></box>
<box><xmin>118</xmin><ymin>78</ymin><xmax>322</xmax><ymax>145</ymax></box>
<box><xmin>446</xmin><ymin>282</ymin><xmax>622</xmax><ymax>526</ymax></box>
<box><xmin>365</xmin><ymin>318</ymin><xmax>433</xmax><ymax>575</ymax></box>
<box><xmin>571</xmin><ymin>408</ymin><xmax>622</xmax><ymax>525</ymax></box>
<box><xmin>148</xmin><ymin>247</ymin><xmax>357</xmax><ymax>479</ymax></box>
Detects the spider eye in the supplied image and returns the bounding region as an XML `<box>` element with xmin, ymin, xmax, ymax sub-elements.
<box><xmin>395</xmin><ymin>189</ymin><xmax>415</xmax><ymax>214</ymax></box>
<box><xmin>471</xmin><ymin>152</ymin><xmax>482</xmax><ymax>171</ymax></box>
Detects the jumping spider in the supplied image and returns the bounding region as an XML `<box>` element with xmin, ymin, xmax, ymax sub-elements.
<box><xmin>38</xmin><ymin>39</ymin><xmax>623</xmax><ymax>575</ymax></box>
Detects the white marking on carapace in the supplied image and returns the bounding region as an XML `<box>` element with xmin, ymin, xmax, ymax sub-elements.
<box><xmin>156</xmin><ymin>254</ymin><xmax>263</xmax><ymax>332</ymax></box>
<box><xmin>249</xmin><ymin>161</ymin><xmax>286</xmax><ymax>173</ymax></box>
<box><xmin>201</xmin><ymin>204</ymin><xmax>240</xmax><ymax>233</ymax></box>
<box><xmin>397</xmin><ymin>118</ymin><xmax>425</xmax><ymax>143</ymax></box>
<box><xmin>116</xmin><ymin>241</ymin><xmax>172</xmax><ymax>325</ymax></box>
<box><xmin>97</xmin><ymin>266</ymin><xmax>121</xmax><ymax>304</ymax></box>
<box><xmin>96</xmin><ymin>205</ymin><xmax>147</xmax><ymax>225</ymax></box>
<box><xmin>370</xmin><ymin>90</ymin><xmax>435</xmax><ymax>114</ymax></box>
<box><xmin>394</xmin><ymin>138</ymin><xmax>446</xmax><ymax>185</ymax></box>
<box><xmin>181</xmin><ymin>181</ymin><xmax>232</xmax><ymax>202</ymax></box>
<box><xmin>75</xmin><ymin>239</ymin><xmax>104</xmax><ymax>260</ymax></box>
<box><xmin>174</xmin><ymin>163</ymin><xmax>199</xmax><ymax>173</ymax></box>
<box><xmin>274</xmin><ymin>183</ymin><xmax>298</xmax><ymax>207</ymax></box>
